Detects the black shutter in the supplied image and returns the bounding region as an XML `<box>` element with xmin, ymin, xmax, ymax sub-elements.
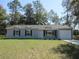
<box><xmin>31</xmin><ymin>30</ymin><xmax>32</xmax><ymax>36</ymax></box>
<box><xmin>46</xmin><ymin>31</ymin><xmax>47</xmax><ymax>36</ymax></box>
<box><xmin>19</xmin><ymin>30</ymin><xmax>20</xmax><ymax>36</ymax></box>
<box><xmin>13</xmin><ymin>30</ymin><xmax>15</xmax><ymax>36</ymax></box>
<box><xmin>44</xmin><ymin>30</ymin><xmax>45</xmax><ymax>36</ymax></box>
<box><xmin>54</xmin><ymin>30</ymin><xmax>57</xmax><ymax>37</ymax></box>
<box><xmin>25</xmin><ymin>30</ymin><xmax>26</xmax><ymax>36</ymax></box>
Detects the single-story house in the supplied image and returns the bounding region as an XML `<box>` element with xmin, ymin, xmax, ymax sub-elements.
<box><xmin>6</xmin><ymin>25</ymin><xmax>72</xmax><ymax>40</ymax></box>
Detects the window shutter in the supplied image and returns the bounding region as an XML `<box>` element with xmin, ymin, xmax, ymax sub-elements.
<box><xmin>13</xmin><ymin>30</ymin><xmax>15</xmax><ymax>36</ymax></box>
<box><xmin>19</xmin><ymin>30</ymin><xmax>20</xmax><ymax>36</ymax></box>
<box><xmin>44</xmin><ymin>30</ymin><xmax>45</xmax><ymax>36</ymax></box>
<box><xmin>25</xmin><ymin>30</ymin><xmax>26</xmax><ymax>36</ymax></box>
<box><xmin>54</xmin><ymin>30</ymin><xmax>57</xmax><ymax>37</ymax></box>
<box><xmin>31</xmin><ymin>30</ymin><xmax>32</xmax><ymax>36</ymax></box>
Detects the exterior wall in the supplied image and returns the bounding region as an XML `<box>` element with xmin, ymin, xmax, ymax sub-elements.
<box><xmin>13</xmin><ymin>28</ymin><xmax>33</xmax><ymax>38</ymax></box>
<box><xmin>6</xmin><ymin>29</ymin><xmax>14</xmax><ymax>38</ymax></box>
<box><xmin>6</xmin><ymin>29</ymin><xmax>43</xmax><ymax>39</ymax></box>
<box><xmin>20</xmin><ymin>29</ymin><xmax>25</xmax><ymax>38</ymax></box>
<box><xmin>43</xmin><ymin>30</ymin><xmax>57</xmax><ymax>39</ymax></box>
<box><xmin>32</xmin><ymin>30</ymin><xmax>43</xmax><ymax>39</ymax></box>
<box><xmin>20</xmin><ymin>29</ymin><xmax>32</xmax><ymax>38</ymax></box>
<box><xmin>44</xmin><ymin>36</ymin><xmax>55</xmax><ymax>39</ymax></box>
<box><xmin>58</xmin><ymin>30</ymin><xmax>72</xmax><ymax>40</ymax></box>
<box><xmin>6</xmin><ymin>29</ymin><xmax>72</xmax><ymax>40</ymax></box>
<box><xmin>14</xmin><ymin>28</ymin><xmax>20</xmax><ymax>38</ymax></box>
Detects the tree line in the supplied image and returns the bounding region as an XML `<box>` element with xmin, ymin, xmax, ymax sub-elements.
<box><xmin>6</xmin><ymin>0</ymin><xmax>61</xmax><ymax>25</ymax></box>
<box><xmin>0</xmin><ymin>0</ymin><xmax>79</xmax><ymax>34</ymax></box>
<box><xmin>62</xmin><ymin>0</ymin><xmax>79</xmax><ymax>29</ymax></box>
<box><xmin>0</xmin><ymin>0</ymin><xmax>61</xmax><ymax>34</ymax></box>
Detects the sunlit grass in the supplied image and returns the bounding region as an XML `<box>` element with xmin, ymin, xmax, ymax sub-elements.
<box><xmin>0</xmin><ymin>40</ymin><xmax>68</xmax><ymax>59</ymax></box>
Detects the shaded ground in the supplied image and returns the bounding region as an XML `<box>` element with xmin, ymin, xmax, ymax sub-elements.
<box><xmin>74</xmin><ymin>35</ymin><xmax>79</xmax><ymax>40</ymax></box>
<box><xmin>51</xmin><ymin>43</ymin><xmax>79</xmax><ymax>59</ymax></box>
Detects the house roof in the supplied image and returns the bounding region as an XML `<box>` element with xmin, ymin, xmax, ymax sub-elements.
<box><xmin>6</xmin><ymin>25</ymin><xmax>72</xmax><ymax>30</ymax></box>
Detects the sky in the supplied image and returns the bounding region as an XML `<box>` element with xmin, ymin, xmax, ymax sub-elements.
<box><xmin>0</xmin><ymin>0</ymin><xmax>64</xmax><ymax>17</ymax></box>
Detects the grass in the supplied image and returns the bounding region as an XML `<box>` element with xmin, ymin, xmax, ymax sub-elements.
<box><xmin>0</xmin><ymin>35</ymin><xmax>79</xmax><ymax>59</ymax></box>
<box><xmin>0</xmin><ymin>35</ymin><xmax>6</xmax><ymax>39</ymax></box>
<box><xmin>0</xmin><ymin>40</ymin><xmax>68</xmax><ymax>59</ymax></box>
<box><xmin>0</xmin><ymin>40</ymin><xmax>79</xmax><ymax>59</ymax></box>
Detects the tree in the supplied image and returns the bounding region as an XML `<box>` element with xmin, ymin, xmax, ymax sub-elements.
<box><xmin>62</xmin><ymin>15</ymin><xmax>73</xmax><ymax>26</ymax></box>
<box><xmin>62</xmin><ymin>0</ymin><xmax>72</xmax><ymax>27</ymax></box>
<box><xmin>48</xmin><ymin>10</ymin><xmax>61</xmax><ymax>25</ymax></box>
<box><xmin>23</xmin><ymin>3</ymin><xmax>36</xmax><ymax>25</ymax></box>
<box><xmin>0</xmin><ymin>5</ymin><xmax>6</xmax><ymax>23</ymax></box>
<box><xmin>33</xmin><ymin>0</ymin><xmax>48</xmax><ymax>25</ymax></box>
<box><xmin>18</xmin><ymin>15</ymin><xmax>26</xmax><ymax>24</ymax></box>
<box><xmin>8</xmin><ymin>12</ymin><xmax>21</xmax><ymax>25</ymax></box>
<box><xmin>62</xmin><ymin>0</ymin><xmax>79</xmax><ymax>28</ymax></box>
<box><xmin>7</xmin><ymin>0</ymin><xmax>22</xmax><ymax>25</ymax></box>
<box><xmin>0</xmin><ymin>5</ymin><xmax>7</xmax><ymax>34</ymax></box>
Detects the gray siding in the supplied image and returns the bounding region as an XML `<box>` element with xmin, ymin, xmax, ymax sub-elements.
<box><xmin>6</xmin><ymin>29</ymin><xmax>14</xmax><ymax>38</ymax></box>
<box><xmin>32</xmin><ymin>30</ymin><xmax>43</xmax><ymax>39</ymax></box>
<box><xmin>6</xmin><ymin>29</ymin><xmax>72</xmax><ymax>40</ymax></box>
<box><xmin>6</xmin><ymin>29</ymin><xmax>44</xmax><ymax>39</ymax></box>
<box><xmin>58</xmin><ymin>30</ymin><xmax>72</xmax><ymax>40</ymax></box>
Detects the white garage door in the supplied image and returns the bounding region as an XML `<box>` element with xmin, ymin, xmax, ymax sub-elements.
<box><xmin>58</xmin><ymin>30</ymin><xmax>71</xmax><ymax>40</ymax></box>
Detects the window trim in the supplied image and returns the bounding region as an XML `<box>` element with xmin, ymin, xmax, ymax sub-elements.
<box><xmin>13</xmin><ymin>30</ymin><xmax>20</xmax><ymax>36</ymax></box>
<box><xmin>44</xmin><ymin>30</ymin><xmax>56</xmax><ymax>37</ymax></box>
<box><xmin>25</xmin><ymin>30</ymin><xmax>32</xmax><ymax>36</ymax></box>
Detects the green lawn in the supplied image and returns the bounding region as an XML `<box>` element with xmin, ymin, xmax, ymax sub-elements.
<box><xmin>0</xmin><ymin>40</ymin><xmax>78</xmax><ymax>59</ymax></box>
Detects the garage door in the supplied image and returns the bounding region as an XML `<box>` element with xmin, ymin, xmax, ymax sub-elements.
<box><xmin>58</xmin><ymin>30</ymin><xmax>71</xmax><ymax>40</ymax></box>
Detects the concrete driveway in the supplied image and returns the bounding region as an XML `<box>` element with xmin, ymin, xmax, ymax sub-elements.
<box><xmin>64</xmin><ymin>40</ymin><xmax>79</xmax><ymax>45</ymax></box>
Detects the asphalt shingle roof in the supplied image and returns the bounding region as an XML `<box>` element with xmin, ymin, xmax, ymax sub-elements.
<box><xmin>6</xmin><ymin>25</ymin><xmax>72</xmax><ymax>30</ymax></box>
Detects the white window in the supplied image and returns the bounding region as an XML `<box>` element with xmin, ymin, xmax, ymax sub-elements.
<box><xmin>46</xmin><ymin>30</ymin><xmax>53</xmax><ymax>36</ymax></box>
<box><xmin>44</xmin><ymin>30</ymin><xmax>56</xmax><ymax>36</ymax></box>
<box><xmin>13</xmin><ymin>30</ymin><xmax>20</xmax><ymax>36</ymax></box>
<box><xmin>25</xmin><ymin>30</ymin><xmax>32</xmax><ymax>36</ymax></box>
